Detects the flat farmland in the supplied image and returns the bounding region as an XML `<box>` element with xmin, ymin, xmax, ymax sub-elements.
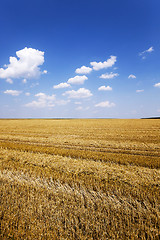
<box><xmin>0</xmin><ymin>119</ymin><xmax>160</xmax><ymax>239</ymax></box>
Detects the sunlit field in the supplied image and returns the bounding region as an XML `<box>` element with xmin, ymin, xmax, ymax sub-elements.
<box><xmin>0</xmin><ymin>119</ymin><xmax>160</xmax><ymax>239</ymax></box>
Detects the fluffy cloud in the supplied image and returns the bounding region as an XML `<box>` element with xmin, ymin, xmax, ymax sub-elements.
<box><xmin>25</xmin><ymin>92</ymin><xmax>55</xmax><ymax>108</ymax></box>
<box><xmin>98</xmin><ymin>85</ymin><xmax>112</xmax><ymax>91</ymax></box>
<box><xmin>154</xmin><ymin>82</ymin><xmax>160</xmax><ymax>88</ymax></box>
<box><xmin>6</xmin><ymin>78</ymin><xmax>13</xmax><ymax>84</ymax></box>
<box><xmin>67</xmin><ymin>75</ymin><xmax>88</xmax><ymax>85</ymax></box>
<box><xmin>95</xmin><ymin>101</ymin><xmax>115</xmax><ymax>108</ymax></box>
<box><xmin>90</xmin><ymin>55</ymin><xmax>117</xmax><ymax>71</ymax></box>
<box><xmin>25</xmin><ymin>92</ymin><xmax>30</xmax><ymax>96</ymax></box>
<box><xmin>100</xmin><ymin>72</ymin><xmax>119</xmax><ymax>79</ymax></box>
<box><xmin>128</xmin><ymin>74</ymin><xmax>136</xmax><ymax>79</ymax></box>
<box><xmin>0</xmin><ymin>47</ymin><xmax>44</xmax><ymax>80</ymax></box>
<box><xmin>63</xmin><ymin>88</ymin><xmax>92</xmax><ymax>99</ymax></box>
<box><xmin>53</xmin><ymin>82</ymin><xmax>70</xmax><ymax>89</ymax></box>
<box><xmin>136</xmin><ymin>89</ymin><xmax>144</xmax><ymax>93</ymax></box>
<box><xmin>75</xmin><ymin>66</ymin><xmax>92</xmax><ymax>74</ymax></box>
<box><xmin>4</xmin><ymin>90</ymin><xmax>22</xmax><ymax>96</ymax></box>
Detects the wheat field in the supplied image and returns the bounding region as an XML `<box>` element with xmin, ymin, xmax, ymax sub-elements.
<box><xmin>0</xmin><ymin>119</ymin><xmax>160</xmax><ymax>239</ymax></box>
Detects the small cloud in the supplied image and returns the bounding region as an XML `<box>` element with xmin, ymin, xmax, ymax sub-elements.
<box><xmin>136</xmin><ymin>89</ymin><xmax>144</xmax><ymax>93</ymax></box>
<box><xmin>43</xmin><ymin>70</ymin><xmax>47</xmax><ymax>74</ymax></box>
<box><xmin>25</xmin><ymin>92</ymin><xmax>56</xmax><ymax>108</ymax></box>
<box><xmin>0</xmin><ymin>47</ymin><xmax>45</xmax><ymax>79</ymax></box>
<box><xmin>98</xmin><ymin>85</ymin><xmax>112</xmax><ymax>91</ymax></box>
<box><xmin>56</xmin><ymin>100</ymin><xmax>70</xmax><ymax>105</ymax></box>
<box><xmin>4</xmin><ymin>90</ymin><xmax>22</xmax><ymax>96</ymax></box>
<box><xmin>146</xmin><ymin>46</ymin><xmax>154</xmax><ymax>53</ymax></box>
<box><xmin>25</xmin><ymin>92</ymin><xmax>30</xmax><ymax>96</ymax></box>
<box><xmin>128</xmin><ymin>74</ymin><xmax>136</xmax><ymax>79</ymax></box>
<box><xmin>6</xmin><ymin>78</ymin><xmax>13</xmax><ymax>84</ymax></box>
<box><xmin>100</xmin><ymin>72</ymin><xmax>119</xmax><ymax>79</ymax></box>
<box><xmin>154</xmin><ymin>82</ymin><xmax>160</xmax><ymax>88</ymax></box>
<box><xmin>53</xmin><ymin>82</ymin><xmax>70</xmax><ymax>89</ymax></box>
<box><xmin>76</xmin><ymin>106</ymin><xmax>90</xmax><ymax>111</ymax></box>
<box><xmin>67</xmin><ymin>75</ymin><xmax>88</xmax><ymax>85</ymax></box>
<box><xmin>90</xmin><ymin>55</ymin><xmax>117</xmax><ymax>71</ymax></box>
<box><xmin>139</xmin><ymin>46</ymin><xmax>154</xmax><ymax>58</ymax></box>
<box><xmin>95</xmin><ymin>101</ymin><xmax>115</xmax><ymax>108</ymax></box>
<box><xmin>75</xmin><ymin>66</ymin><xmax>92</xmax><ymax>74</ymax></box>
<box><xmin>63</xmin><ymin>88</ymin><xmax>92</xmax><ymax>99</ymax></box>
<box><xmin>30</xmin><ymin>82</ymin><xmax>39</xmax><ymax>88</ymax></box>
<box><xmin>22</xmin><ymin>79</ymin><xmax>27</xmax><ymax>84</ymax></box>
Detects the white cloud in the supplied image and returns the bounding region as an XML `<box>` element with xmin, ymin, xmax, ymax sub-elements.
<box><xmin>25</xmin><ymin>92</ymin><xmax>30</xmax><ymax>96</ymax></box>
<box><xmin>56</xmin><ymin>100</ymin><xmax>70</xmax><ymax>105</ymax></box>
<box><xmin>0</xmin><ymin>47</ymin><xmax>44</xmax><ymax>79</ymax></box>
<box><xmin>95</xmin><ymin>101</ymin><xmax>115</xmax><ymax>108</ymax></box>
<box><xmin>146</xmin><ymin>46</ymin><xmax>154</xmax><ymax>53</ymax></box>
<box><xmin>53</xmin><ymin>82</ymin><xmax>70</xmax><ymax>89</ymax></box>
<box><xmin>76</xmin><ymin>106</ymin><xmax>90</xmax><ymax>111</ymax></box>
<box><xmin>139</xmin><ymin>46</ymin><xmax>154</xmax><ymax>57</ymax></box>
<box><xmin>154</xmin><ymin>82</ymin><xmax>160</xmax><ymax>88</ymax></box>
<box><xmin>128</xmin><ymin>74</ymin><xmax>136</xmax><ymax>79</ymax></box>
<box><xmin>43</xmin><ymin>70</ymin><xmax>47</xmax><ymax>74</ymax></box>
<box><xmin>63</xmin><ymin>88</ymin><xmax>92</xmax><ymax>99</ymax></box>
<box><xmin>6</xmin><ymin>78</ymin><xmax>13</xmax><ymax>84</ymax></box>
<box><xmin>90</xmin><ymin>55</ymin><xmax>117</xmax><ymax>71</ymax></box>
<box><xmin>67</xmin><ymin>75</ymin><xmax>88</xmax><ymax>85</ymax></box>
<box><xmin>4</xmin><ymin>90</ymin><xmax>22</xmax><ymax>96</ymax></box>
<box><xmin>100</xmin><ymin>72</ymin><xmax>119</xmax><ymax>79</ymax></box>
<box><xmin>136</xmin><ymin>89</ymin><xmax>144</xmax><ymax>93</ymax></box>
<box><xmin>98</xmin><ymin>85</ymin><xmax>112</xmax><ymax>91</ymax></box>
<box><xmin>75</xmin><ymin>66</ymin><xmax>92</xmax><ymax>74</ymax></box>
<box><xmin>22</xmin><ymin>79</ymin><xmax>27</xmax><ymax>84</ymax></box>
<box><xmin>25</xmin><ymin>92</ymin><xmax>56</xmax><ymax>108</ymax></box>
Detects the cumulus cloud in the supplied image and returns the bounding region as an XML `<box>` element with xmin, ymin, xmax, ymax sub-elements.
<box><xmin>53</xmin><ymin>82</ymin><xmax>70</xmax><ymax>89</ymax></box>
<box><xmin>128</xmin><ymin>74</ymin><xmax>136</xmax><ymax>79</ymax></box>
<box><xmin>4</xmin><ymin>90</ymin><xmax>22</xmax><ymax>96</ymax></box>
<box><xmin>6</xmin><ymin>78</ymin><xmax>13</xmax><ymax>84</ymax></box>
<box><xmin>98</xmin><ymin>85</ymin><xmax>112</xmax><ymax>91</ymax></box>
<box><xmin>95</xmin><ymin>101</ymin><xmax>115</xmax><ymax>108</ymax></box>
<box><xmin>63</xmin><ymin>88</ymin><xmax>92</xmax><ymax>99</ymax></box>
<box><xmin>75</xmin><ymin>66</ymin><xmax>92</xmax><ymax>74</ymax></box>
<box><xmin>43</xmin><ymin>70</ymin><xmax>47</xmax><ymax>74</ymax></box>
<box><xmin>0</xmin><ymin>47</ymin><xmax>44</xmax><ymax>80</ymax></box>
<box><xmin>154</xmin><ymin>82</ymin><xmax>160</xmax><ymax>88</ymax></box>
<box><xmin>139</xmin><ymin>46</ymin><xmax>154</xmax><ymax>58</ymax></box>
<box><xmin>67</xmin><ymin>75</ymin><xmax>88</xmax><ymax>85</ymax></box>
<box><xmin>100</xmin><ymin>72</ymin><xmax>119</xmax><ymax>79</ymax></box>
<box><xmin>25</xmin><ymin>92</ymin><xmax>56</xmax><ymax>108</ymax></box>
<box><xmin>90</xmin><ymin>55</ymin><xmax>117</xmax><ymax>71</ymax></box>
<box><xmin>25</xmin><ymin>92</ymin><xmax>30</xmax><ymax>96</ymax></box>
<box><xmin>136</xmin><ymin>89</ymin><xmax>144</xmax><ymax>93</ymax></box>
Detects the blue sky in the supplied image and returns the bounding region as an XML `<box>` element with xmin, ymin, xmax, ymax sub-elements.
<box><xmin>0</xmin><ymin>0</ymin><xmax>160</xmax><ymax>118</ymax></box>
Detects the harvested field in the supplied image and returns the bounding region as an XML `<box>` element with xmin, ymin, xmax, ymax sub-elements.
<box><xmin>0</xmin><ymin>119</ymin><xmax>160</xmax><ymax>239</ymax></box>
